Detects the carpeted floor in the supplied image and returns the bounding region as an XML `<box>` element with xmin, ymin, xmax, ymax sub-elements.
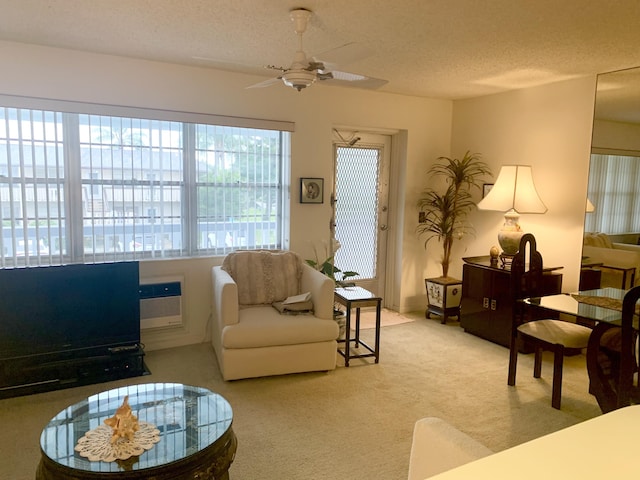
<box><xmin>0</xmin><ymin>312</ymin><xmax>602</xmax><ymax>480</ymax></box>
<box><xmin>349</xmin><ymin>307</ymin><xmax>416</xmax><ymax>330</ymax></box>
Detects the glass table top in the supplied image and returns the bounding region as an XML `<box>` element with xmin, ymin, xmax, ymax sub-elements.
<box><xmin>524</xmin><ymin>287</ymin><xmax>627</xmax><ymax>324</ymax></box>
<box><xmin>334</xmin><ymin>286</ymin><xmax>381</xmax><ymax>301</ymax></box>
<box><xmin>40</xmin><ymin>383</ymin><xmax>233</xmax><ymax>473</ymax></box>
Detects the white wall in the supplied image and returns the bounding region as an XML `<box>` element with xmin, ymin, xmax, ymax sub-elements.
<box><xmin>0</xmin><ymin>41</ymin><xmax>599</xmax><ymax>351</ymax></box>
<box><xmin>0</xmin><ymin>40</ymin><xmax>453</xmax><ymax>349</ymax></box>
<box><xmin>450</xmin><ymin>76</ymin><xmax>598</xmax><ymax>291</ymax></box>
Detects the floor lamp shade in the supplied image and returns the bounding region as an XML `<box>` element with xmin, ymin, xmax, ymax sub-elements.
<box><xmin>477</xmin><ymin>165</ymin><xmax>547</xmax><ymax>256</ymax></box>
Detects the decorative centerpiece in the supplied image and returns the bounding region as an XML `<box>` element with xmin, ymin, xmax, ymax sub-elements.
<box><xmin>104</xmin><ymin>395</ymin><xmax>139</xmax><ymax>443</ymax></box>
<box><xmin>74</xmin><ymin>395</ymin><xmax>160</xmax><ymax>462</ymax></box>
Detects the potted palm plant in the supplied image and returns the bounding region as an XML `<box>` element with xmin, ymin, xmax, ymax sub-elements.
<box><xmin>417</xmin><ymin>151</ymin><xmax>491</xmax><ymax>323</ymax></box>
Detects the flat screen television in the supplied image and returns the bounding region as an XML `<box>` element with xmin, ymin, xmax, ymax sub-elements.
<box><xmin>0</xmin><ymin>262</ymin><xmax>141</xmax><ymax>362</ymax></box>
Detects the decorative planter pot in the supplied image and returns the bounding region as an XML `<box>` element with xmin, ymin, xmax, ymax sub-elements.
<box><xmin>425</xmin><ymin>276</ymin><xmax>462</xmax><ymax>324</ymax></box>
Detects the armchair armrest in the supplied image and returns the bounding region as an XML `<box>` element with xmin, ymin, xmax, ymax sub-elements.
<box><xmin>301</xmin><ymin>264</ymin><xmax>334</xmax><ymax>320</ymax></box>
<box><xmin>613</xmin><ymin>242</ymin><xmax>640</xmax><ymax>253</ymax></box>
<box><xmin>212</xmin><ymin>266</ymin><xmax>239</xmax><ymax>327</ymax></box>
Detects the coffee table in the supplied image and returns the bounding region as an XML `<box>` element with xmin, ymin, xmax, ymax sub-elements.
<box><xmin>36</xmin><ymin>383</ymin><xmax>236</xmax><ymax>480</ymax></box>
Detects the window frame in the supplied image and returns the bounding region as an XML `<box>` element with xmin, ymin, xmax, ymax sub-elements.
<box><xmin>0</xmin><ymin>95</ymin><xmax>293</xmax><ymax>267</ymax></box>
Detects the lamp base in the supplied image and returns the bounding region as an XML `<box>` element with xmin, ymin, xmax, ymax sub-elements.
<box><xmin>497</xmin><ymin>209</ymin><xmax>523</xmax><ymax>256</ymax></box>
<box><xmin>499</xmin><ymin>252</ymin><xmax>515</xmax><ymax>268</ymax></box>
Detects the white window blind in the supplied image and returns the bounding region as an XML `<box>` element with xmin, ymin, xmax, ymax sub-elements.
<box><xmin>586</xmin><ymin>153</ymin><xmax>640</xmax><ymax>234</ymax></box>
<box><xmin>0</xmin><ymin>102</ymin><xmax>290</xmax><ymax>266</ymax></box>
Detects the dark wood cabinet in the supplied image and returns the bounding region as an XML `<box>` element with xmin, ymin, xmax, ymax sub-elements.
<box><xmin>460</xmin><ymin>256</ymin><xmax>563</xmax><ymax>348</ymax></box>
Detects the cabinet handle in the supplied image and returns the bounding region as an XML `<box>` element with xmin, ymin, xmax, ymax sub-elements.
<box><xmin>490</xmin><ymin>299</ymin><xmax>497</xmax><ymax>311</ymax></box>
<box><xmin>483</xmin><ymin>297</ymin><xmax>490</xmax><ymax>309</ymax></box>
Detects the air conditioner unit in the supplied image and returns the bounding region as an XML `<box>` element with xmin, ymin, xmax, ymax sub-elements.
<box><xmin>139</xmin><ymin>277</ymin><xmax>184</xmax><ymax>330</ymax></box>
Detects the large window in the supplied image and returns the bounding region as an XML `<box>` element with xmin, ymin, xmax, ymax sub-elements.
<box><xmin>0</xmin><ymin>103</ymin><xmax>291</xmax><ymax>266</ymax></box>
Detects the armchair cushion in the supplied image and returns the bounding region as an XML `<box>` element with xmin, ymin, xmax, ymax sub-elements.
<box><xmin>221</xmin><ymin>250</ymin><xmax>302</xmax><ymax>305</ymax></box>
<box><xmin>221</xmin><ymin>306</ymin><xmax>338</xmax><ymax>349</ymax></box>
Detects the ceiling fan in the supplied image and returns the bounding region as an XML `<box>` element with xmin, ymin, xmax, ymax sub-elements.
<box><xmin>247</xmin><ymin>8</ymin><xmax>387</xmax><ymax>92</ymax></box>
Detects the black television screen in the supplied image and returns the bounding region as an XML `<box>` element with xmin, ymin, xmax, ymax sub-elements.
<box><xmin>0</xmin><ymin>262</ymin><xmax>140</xmax><ymax>361</ymax></box>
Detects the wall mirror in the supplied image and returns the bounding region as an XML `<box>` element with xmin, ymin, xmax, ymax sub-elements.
<box><xmin>582</xmin><ymin>67</ymin><xmax>640</xmax><ymax>289</ymax></box>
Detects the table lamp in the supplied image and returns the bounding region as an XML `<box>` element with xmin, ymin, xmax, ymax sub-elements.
<box><xmin>477</xmin><ymin>165</ymin><xmax>547</xmax><ymax>262</ymax></box>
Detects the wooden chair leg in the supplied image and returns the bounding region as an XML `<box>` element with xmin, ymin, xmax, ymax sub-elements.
<box><xmin>586</xmin><ymin>323</ymin><xmax>620</xmax><ymax>413</ymax></box>
<box><xmin>508</xmin><ymin>332</ymin><xmax>519</xmax><ymax>386</ymax></box>
<box><xmin>551</xmin><ymin>344</ymin><xmax>564</xmax><ymax>410</ymax></box>
<box><xmin>533</xmin><ymin>346</ymin><xmax>543</xmax><ymax>378</ymax></box>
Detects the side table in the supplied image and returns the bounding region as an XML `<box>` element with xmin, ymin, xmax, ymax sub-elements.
<box><xmin>334</xmin><ymin>287</ymin><xmax>382</xmax><ymax>367</ymax></box>
<box><xmin>580</xmin><ymin>261</ymin><xmax>603</xmax><ymax>290</ymax></box>
<box><xmin>600</xmin><ymin>264</ymin><xmax>636</xmax><ymax>289</ymax></box>
<box><xmin>37</xmin><ymin>383</ymin><xmax>236</xmax><ymax>480</ymax></box>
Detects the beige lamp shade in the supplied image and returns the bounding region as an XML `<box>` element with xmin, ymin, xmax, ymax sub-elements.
<box><xmin>586</xmin><ymin>198</ymin><xmax>595</xmax><ymax>213</ymax></box>
<box><xmin>477</xmin><ymin>165</ymin><xmax>547</xmax><ymax>214</ymax></box>
<box><xmin>477</xmin><ymin>165</ymin><xmax>547</xmax><ymax>256</ymax></box>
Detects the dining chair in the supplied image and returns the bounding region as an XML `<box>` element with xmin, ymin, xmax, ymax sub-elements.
<box><xmin>507</xmin><ymin>233</ymin><xmax>592</xmax><ymax>409</ymax></box>
<box><xmin>586</xmin><ymin>285</ymin><xmax>640</xmax><ymax>413</ymax></box>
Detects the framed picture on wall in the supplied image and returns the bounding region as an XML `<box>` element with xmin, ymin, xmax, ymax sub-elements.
<box><xmin>300</xmin><ymin>178</ymin><xmax>324</xmax><ymax>204</ymax></box>
<box><xmin>483</xmin><ymin>183</ymin><xmax>494</xmax><ymax>198</ymax></box>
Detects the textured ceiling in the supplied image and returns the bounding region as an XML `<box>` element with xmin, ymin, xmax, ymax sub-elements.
<box><xmin>1</xmin><ymin>0</ymin><xmax>640</xmax><ymax>108</ymax></box>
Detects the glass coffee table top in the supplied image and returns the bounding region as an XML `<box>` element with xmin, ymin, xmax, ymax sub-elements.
<box><xmin>40</xmin><ymin>383</ymin><xmax>233</xmax><ymax>473</ymax></box>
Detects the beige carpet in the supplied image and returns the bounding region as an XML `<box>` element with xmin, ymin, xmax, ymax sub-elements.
<box><xmin>0</xmin><ymin>312</ymin><xmax>602</xmax><ymax>480</ymax></box>
<box><xmin>349</xmin><ymin>307</ymin><xmax>417</xmax><ymax>330</ymax></box>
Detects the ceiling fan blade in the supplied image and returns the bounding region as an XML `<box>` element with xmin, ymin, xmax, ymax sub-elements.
<box><xmin>322</xmin><ymin>70</ymin><xmax>388</xmax><ymax>90</ymax></box>
<box><xmin>246</xmin><ymin>77</ymin><xmax>282</xmax><ymax>89</ymax></box>
<box><xmin>313</xmin><ymin>42</ymin><xmax>373</xmax><ymax>66</ymax></box>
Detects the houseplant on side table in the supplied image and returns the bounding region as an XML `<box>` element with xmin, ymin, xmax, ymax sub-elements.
<box><xmin>417</xmin><ymin>151</ymin><xmax>491</xmax><ymax>323</ymax></box>
<box><xmin>306</xmin><ymin>243</ymin><xmax>359</xmax><ymax>339</ymax></box>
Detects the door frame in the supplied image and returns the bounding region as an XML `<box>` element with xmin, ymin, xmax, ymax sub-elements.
<box><xmin>332</xmin><ymin>127</ymin><xmax>402</xmax><ymax>309</ymax></box>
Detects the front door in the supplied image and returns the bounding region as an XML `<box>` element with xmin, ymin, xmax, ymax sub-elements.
<box><xmin>332</xmin><ymin>131</ymin><xmax>391</xmax><ymax>297</ymax></box>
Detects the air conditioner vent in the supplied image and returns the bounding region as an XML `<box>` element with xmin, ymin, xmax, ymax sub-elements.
<box><xmin>139</xmin><ymin>277</ymin><xmax>183</xmax><ymax>330</ymax></box>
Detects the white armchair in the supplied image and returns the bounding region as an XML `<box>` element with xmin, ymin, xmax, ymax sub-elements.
<box><xmin>211</xmin><ymin>250</ymin><xmax>339</xmax><ymax>380</ymax></box>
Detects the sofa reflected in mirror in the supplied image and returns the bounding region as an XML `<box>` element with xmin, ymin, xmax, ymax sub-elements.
<box><xmin>582</xmin><ymin>233</ymin><xmax>639</xmax><ymax>289</ymax></box>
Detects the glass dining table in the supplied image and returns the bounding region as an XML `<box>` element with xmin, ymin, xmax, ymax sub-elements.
<box><xmin>523</xmin><ymin>287</ymin><xmax>627</xmax><ymax>325</ymax></box>
<box><xmin>524</xmin><ymin>286</ymin><xmax>637</xmax><ymax>413</ymax></box>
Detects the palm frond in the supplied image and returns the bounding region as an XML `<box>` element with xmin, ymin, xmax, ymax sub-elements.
<box><xmin>416</xmin><ymin>151</ymin><xmax>492</xmax><ymax>277</ymax></box>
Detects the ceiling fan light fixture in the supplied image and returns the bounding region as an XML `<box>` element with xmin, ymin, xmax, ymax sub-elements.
<box><xmin>282</xmin><ymin>69</ymin><xmax>316</xmax><ymax>91</ymax></box>
<box><xmin>246</xmin><ymin>7</ymin><xmax>387</xmax><ymax>92</ymax></box>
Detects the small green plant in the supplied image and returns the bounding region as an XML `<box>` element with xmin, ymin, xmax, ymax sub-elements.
<box><xmin>306</xmin><ymin>244</ymin><xmax>358</xmax><ymax>287</ymax></box>
<box><xmin>306</xmin><ymin>256</ymin><xmax>359</xmax><ymax>286</ymax></box>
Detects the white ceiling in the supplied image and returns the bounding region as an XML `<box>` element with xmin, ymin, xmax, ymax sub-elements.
<box><xmin>1</xmin><ymin>0</ymin><xmax>640</xmax><ymax>102</ymax></box>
